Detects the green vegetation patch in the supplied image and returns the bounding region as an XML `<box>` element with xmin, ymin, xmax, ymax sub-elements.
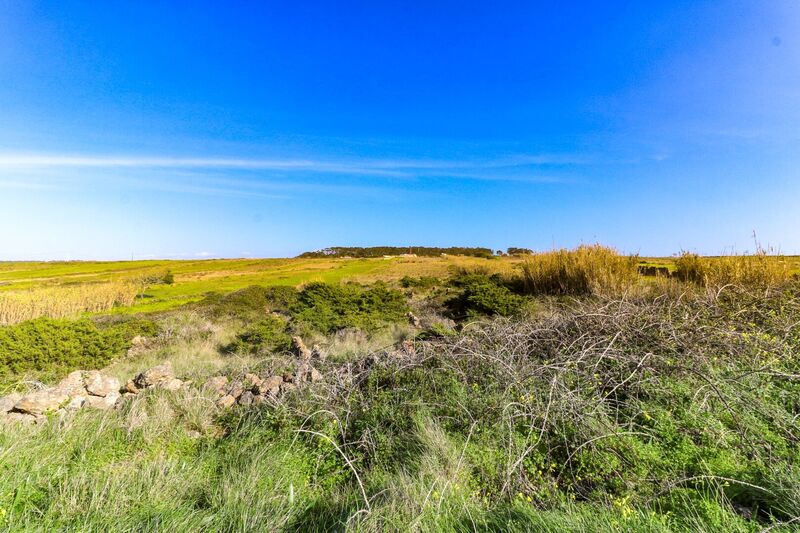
<box><xmin>446</xmin><ymin>272</ymin><xmax>526</xmax><ymax>319</ymax></box>
<box><xmin>225</xmin><ymin>315</ymin><xmax>292</xmax><ymax>355</ymax></box>
<box><xmin>291</xmin><ymin>282</ymin><xmax>408</xmax><ymax>334</ymax></box>
<box><xmin>0</xmin><ymin>317</ymin><xmax>158</xmax><ymax>385</ymax></box>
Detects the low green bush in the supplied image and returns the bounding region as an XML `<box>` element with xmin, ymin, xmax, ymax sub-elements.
<box><xmin>199</xmin><ymin>285</ymin><xmax>298</xmax><ymax>320</ymax></box>
<box><xmin>399</xmin><ymin>276</ymin><xmax>441</xmax><ymax>289</ymax></box>
<box><xmin>291</xmin><ymin>282</ymin><xmax>408</xmax><ymax>334</ymax></box>
<box><xmin>0</xmin><ymin>317</ymin><xmax>159</xmax><ymax>384</ymax></box>
<box><xmin>446</xmin><ymin>273</ymin><xmax>525</xmax><ymax>319</ymax></box>
<box><xmin>225</xmin><ymin>316</ymin><xmax>292</xmax><ymax>355</ymax></box>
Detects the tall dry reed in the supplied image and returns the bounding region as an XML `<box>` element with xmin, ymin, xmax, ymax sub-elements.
<box><xmin>675</xmin><ymin>249</ymin><xmax>790</xmax><ymax>289</ymax></box>
<box><xmin>519</xmin><ymin>244</ymin><xmax>639</xmax><ymax>296</ymax></box>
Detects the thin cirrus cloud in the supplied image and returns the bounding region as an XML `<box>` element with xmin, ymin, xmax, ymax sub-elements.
<box><xmin>0</xmin><ymin>152</ymin><xmax>577</xmax><ymax>199</ymax></box>
<box><xmin>0</xmin><ymin>153</ymin><xmax>580</xmax><ymax>177</ymax></box>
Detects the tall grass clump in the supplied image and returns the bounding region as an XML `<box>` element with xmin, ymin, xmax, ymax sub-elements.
<box><xmin>675</xmin><ymin>249</ymin><xmax>790</xmax><ymax>289</ymax></box>
<box><xmin>519</xmin><ymin>244</ymin><xmax>639</xmax><ymax>296</ymax></box>
<box><xmin>0</xmin><ymin>282</ymin><xmax>139</xmax><ymax>325</ymax></box>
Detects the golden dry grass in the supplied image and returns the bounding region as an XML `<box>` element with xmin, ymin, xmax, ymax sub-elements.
<box><xmin>519</xmin><ymin>244</ymin><xmax>640</xmax><ymax>296</ymax></box>
<box><xmin>0</xmin><ymin>282</ymin><xmax>139</xmax><ymax>325</ymax></box>
<box><xmin>675</xmin><ymin>250</ymin><xmax>791</xmax><ymax>289</ymax></box>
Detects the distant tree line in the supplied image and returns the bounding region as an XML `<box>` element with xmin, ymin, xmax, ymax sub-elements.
<box><xmin>297</xmin><ymin>247</ymin><xmax>496</xmax><ymax>258</ymax></box>
<box><xmin>506</xmin><ymin>247</ymin><xmax>534</xmax><ymax>255</ymax></box>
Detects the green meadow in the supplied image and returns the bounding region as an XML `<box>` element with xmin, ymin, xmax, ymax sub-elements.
<box><xmin>2</xmin><ymin>247</ymin><xmax>800</xmax><ymax>531</ymax></box>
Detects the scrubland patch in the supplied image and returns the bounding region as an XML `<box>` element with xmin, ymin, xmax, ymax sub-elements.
<box><xmin>2</xmin><ymin>250</ymin><xmax>800</xmax><ymax>531</ymax></box>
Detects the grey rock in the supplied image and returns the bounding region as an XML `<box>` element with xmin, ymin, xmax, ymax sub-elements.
<box><xmin>3</xmin><ymin>411</ymin><xmax>39</xmax><ymax>424</ymax></box>
<box><xmin>65</xmin><ymin>396</ymin><xmax>87</xmax><ymax>411</ymax></box>
<box><xmin>159</xmin><ymin>378</ymin><xmax>184</xmax><ymax>392</ymax></box>
<box><xmin>217</xmin><ymin>395</ymin><xmax>236</xmax><ymax>408</ymax></box>
<box><xmin>227</xmin><ymin>380</ymin><xmax>244</xmax><ymax>399</ymax></box>
<box><xmin>203</xmin><ymin>376</ymin><xmax>229</xmax><ymax>396</ymax></box>
<box><xmin>256</xmin><ymin>376</ymin><xmax>283</xmax><ymax>396</ymax></box>
<box><xmin>244</xmin><ymin>373</ymin><xmax>262</xmax><ymax>390</ymax></box>
<box><xmin>133</xmin><ymin>362</ymin><xmax>175</xmax><ymax>389</ymax></box>
<box><xmin>311</xmin><ymin>344</ymin><xmax>327</xmax><ymax>361</ymax></box>
<box><xmin>56</xmin><ymin>371</ymin><xmax>87</xmax><ymax>396</ymax></box>
<box><xmin>84</xmin><ymin>372</ymin><xmax>121</xmax><ymax>397</ymax></box>
<box><xmin>85</xmin><ymin>391</ymin><xmax>120</xmax><ymax>410</ymax></box>
<box><xmin>238</xmin><ymin>391</ymin><xmax>254</xmax><ymax>406</ymax></box>
<box><xmin>280</xmin><ymin>382</ymin><xmax>297</xmax><ymax>394</ymax></box>
<box><xmin>123</xmin><ymin>379</ymin><xmax>139</xmax><ymax>394</ymax></box>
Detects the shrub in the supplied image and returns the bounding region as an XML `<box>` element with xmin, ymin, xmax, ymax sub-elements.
<box><xmin>226</xmin><ymin>315</ymin><xmax>292</xmax><ymax>355</ymax></box>
<box><xmin>399</xmin><ymin>276</ymin><xmax>441</xmax><ymax>289</ymax></box>
<box><xmin>446</xmin><ymin>275</ymin><xmax>525</xmax><ymax>319</ymax></box>
<box><xmin>199</xmin><ymin>285</ymin><xmax>298</xmax><ymax>320</ymax></box>
<box><xmin>162</xmin><ymin>271</ymin><xmax>175</xmax><ymax>285</ymax></box>
<box><xmin>0</xmin><ymin>317</ymin><xmax>158</xmax><ymax>384</ymax></box>
<box><xmin>674</xmin><ymin>252</ymin><xmax>706</xmax><ymax>284</ymax></box>
<box><xmin>291</xmin><ymin>282</ymin><xmax>408</xmax><ymax>334</ymax></box>
<box><xmin>519</xmin><ymin>244</ymin><xmax>639</xmax><ymax>296</ymax></box>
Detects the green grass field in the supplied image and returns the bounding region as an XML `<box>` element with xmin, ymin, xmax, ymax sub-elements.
<box><xmin>2</xmin><ymin>249</ymin><xmax>800</xmax><ymax>531</ymax></box>
<box><xmin>3</xmin><ymin>254</ymin><xmax>799</xmax><ymax>316</ymax></box>
<box><xmin>0</xmin><ymin>256</ymin><xmax>521</xmax><ymax>314</ymax></box>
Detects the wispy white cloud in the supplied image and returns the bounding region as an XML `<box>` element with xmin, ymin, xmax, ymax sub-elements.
<box><xmin>0</xmin><ymin>152</ymin><xmax>583</xmax><ymax>180</ymax></box>
<box><xmin>0</xmin><ymin>179</ymin><xmax>63</xmax><ymax>191</ymax></box>
<box><xmin>0</xmin><ymin>152</ymin><xmax>578</xmax><ymax>202</ymax></box>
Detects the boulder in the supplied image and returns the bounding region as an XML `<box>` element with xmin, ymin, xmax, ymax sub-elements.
<box><xmin>238</xmin><ymin>391</ymin><xmax>254</xmax><ymax>406</ymax></box>
<box><xmin>252</xmin><ymin>394</ymin><xmax>268</xmax><ymax>405</ymax></box>
<box><xmin>227</xmin><ymin>380</ymin><xmax>244</xmax><ymax>399</ymax></box>
<box><xmin>295</xmin><ymin>364</ymin><xmax>323</xmax><ymax>383</ymax></box>
<box><xmin>160</xmin><ymin>378</ymin><xmax>184</xmax><ymax>392</ymax></box>
<box><xmin>133</xmin><ymin>362</ymin><xmax>175</xmax><ymax>389</ymax></box>
<box><xmin>14</xmin><ymin>389</ymin><xmax>69</xmax><ymax>415</ymax></box>
<box><xmin>127</xmin><ymin>335</ymin><xmax>151</xmax><ymax>356</ymax></box>
<box><xmin>84</xmin><ymin>372</ymin><xmax>121</xmax><ymax>397</ymax></box>
<box><xmin>65</xmin><ymin>396</ymin><xmax>87</xmax><ymax>411</ymax></box>
<box><xmin>203</xmin><ymin>376</ymin><xmax>228</xmax><ymax>396</ymax></box>
<box><xmin>56</xmin><ymin>371</ymin><xmax>87</xmax><ymax>396</ymax></box>
<box><xmin>123</xmin><ymin>379</ymin><xmax>139</xmax><ymax>394</ymax></box>
<box><xmin>244</xmin><ymin>373</ymin><xmax>262</xmax><ymax>390</ymax></box>
<box><xmin>2</xmin><ymin>411</ymin><xmax>40</xmax><ymax>424</ymax></box>
<box><xmin>216</xmin><ymin>395</ymin><xmax>236</xmax><ymax>408</ymax></box>
<box><xmin>389</xmin><ymin>340</ymin><xmax>416</xmax><ymax>358</ymax></box>
<box><xmin>85</xmin><ymin>392</ymin><xmax>120</xmax><ymax>410</ymax></box>
<box><xmin>292</xmin><ymin>336</ymin><xmax>312</xmax><ymax>359</ymax></box>
<box><xmin>255</xmin><ymin>376</ymin><xmax>283</xmax><ymax>396</ymax></box>
<box><xmin>0</xmin><ymin>392</ymin><xmax>22</xmax><ymax>414</ymax></box>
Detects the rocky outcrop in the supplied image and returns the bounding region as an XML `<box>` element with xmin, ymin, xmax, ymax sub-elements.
<box><xmin>1</xmin><ymin>354</ymin><xmax>330</xmax><ymax>426</ymax></box>
<box><xmin>205</xmin><ymin>361</ymin><xmax>324</xmax><ymax>408</ymax></box>
<box><xmin>132</xmin><ymin>362</ymin><xmax>176</xmax><ymax>390</ymax></box>
<box><xmin>1</xmin><ymin>369</ymin><xmax>122</xmax><ymax>424</ymax></box>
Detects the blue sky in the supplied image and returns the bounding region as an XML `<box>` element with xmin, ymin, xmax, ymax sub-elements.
<box><xmin>1</xmin><ymin>1</ymin><xmax>798</xmax><ymax>259</ymax></box>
